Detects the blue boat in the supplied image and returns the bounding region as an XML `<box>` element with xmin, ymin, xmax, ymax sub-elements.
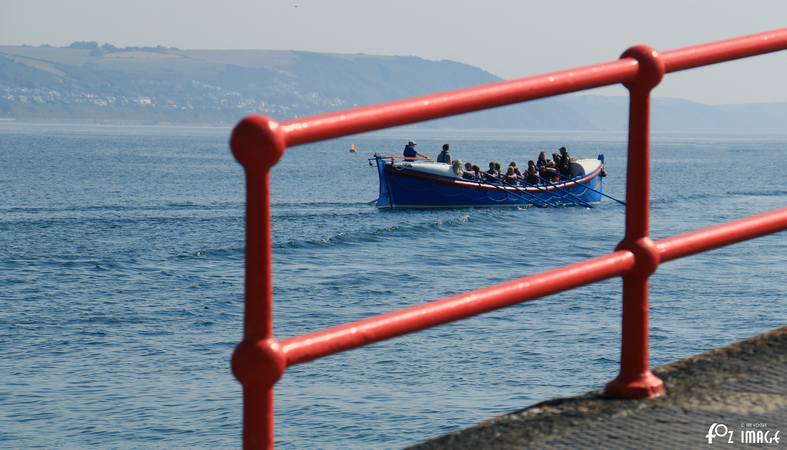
<box><xmin>371</xmin><ymin>155</ymin><xmax>606</xmax><ymax>209</ymax></box>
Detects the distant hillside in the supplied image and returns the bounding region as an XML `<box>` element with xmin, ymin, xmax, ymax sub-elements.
<box><xmin>0</xmin><ymin>42</ymin><xmax>506</xmax><ymax>125</ymax></box>
<box><xmin>0</xmin><ymin>42</ymin><xmax>785</xmax><ymax>132</ymax></box>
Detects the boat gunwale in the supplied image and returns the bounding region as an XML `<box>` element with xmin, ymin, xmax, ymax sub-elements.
<box><xmin>382</xmin><ymin>161</ymin><xmax>603</xmax><ymax>193</ymax></box>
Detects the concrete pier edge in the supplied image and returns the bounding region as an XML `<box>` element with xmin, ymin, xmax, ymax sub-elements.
<box><xmin>409</xmin><ymin>326</ymin><xmax>786</xmax><ymax>449</ymax></box>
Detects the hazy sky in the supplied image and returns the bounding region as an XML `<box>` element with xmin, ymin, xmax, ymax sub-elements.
<box><xmin>2</xmin><ymin>0</ymin><xmax>786</xmax><ymax>104</ymax></box>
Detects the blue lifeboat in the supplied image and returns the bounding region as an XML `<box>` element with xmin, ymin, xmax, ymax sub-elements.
<box><xmin>371</xmin><ymin>155</ymin><xmax>606</xmax><ymax>209</ymax></box>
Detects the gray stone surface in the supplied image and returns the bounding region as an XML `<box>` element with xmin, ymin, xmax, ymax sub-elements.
<box><xmin>409</xmin><ymin>327</ymin><xmax>786</xmax><ymax>449</ymax></box>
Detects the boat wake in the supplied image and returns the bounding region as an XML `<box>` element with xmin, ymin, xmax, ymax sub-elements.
<box><xmin>0</xmin><ymin>202</ymin><xmax>243</xmax><ymax>215</ymax></box>
<box><xmin>727</xmin><ymin>189</ymin><xmax>787</xmax><ymax>197</ymax></box>
<box><xmin>274</xmin><ymin>214</ymin><xmax>472</xmax><ymax>249</ymax></box>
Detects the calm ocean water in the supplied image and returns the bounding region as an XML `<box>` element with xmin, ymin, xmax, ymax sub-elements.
<box><xmin>1</xmin><ymin>122</ymin><xmax>785</xmax><ymax>449</ymax></box>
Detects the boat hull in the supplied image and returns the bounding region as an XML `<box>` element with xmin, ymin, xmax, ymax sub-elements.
<box><xmin>374</xmin><ymin>156</ymin><xmax>605</xmax><ymax>209</ymax></box>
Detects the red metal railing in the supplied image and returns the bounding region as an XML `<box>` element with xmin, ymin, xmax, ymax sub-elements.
<box><xmin>228</xmin><ymin>29</ymin><xmax>787</xmax><ymax>449</ymax></box>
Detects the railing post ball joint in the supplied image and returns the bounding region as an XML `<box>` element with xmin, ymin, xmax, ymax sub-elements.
<box><xmin>604</xmin><ymin>45</ymin><xmax>666</xmax><ymax>399</ymax></box>
<box><xmin>228</xmin><ymin>29</ymin><xmax>787</xmax><ymax>449</ymax></box>
<box><xmin>230</xmin><ymin>115</ymin><xmax>287</xmax><ymax>449</ymax></box>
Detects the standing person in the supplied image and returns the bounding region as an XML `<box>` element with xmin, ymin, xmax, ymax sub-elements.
<box><xmin>558</xmin><ymin>146</ymin><xmax>572</xmax><ymax>177</ymax></box>
<box><xmin>436</xmin><ymin>144</ymin><xmax>452</xmax><ymax>163</ymax></box>
<box><xmin>403</xmin><ymin>140</ymin><xmax>427</xmax><ymax>160</ymax></box>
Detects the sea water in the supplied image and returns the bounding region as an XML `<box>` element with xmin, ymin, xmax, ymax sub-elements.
<box><xmin>1</xmin><ymin>123</ymin><xmax>785</xmax><ymax>449</ymax></box>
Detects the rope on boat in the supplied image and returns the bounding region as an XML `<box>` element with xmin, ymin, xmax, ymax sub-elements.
<box><xmin>557</xmin><ymin>174</ymin><xmax>626</xmax><ymax>206</ymax></box>
<box><xmin>475</xmin><ymin>176</ymin><xmax>552</xmax><ymax>208</ymax></box>
<box><xmin>535</xmin><ymin>175</ymin><xmax>595</xmax><ymax>209</ymax></box>
<box><xmin>518</xmin><ymin>177</ymin><xmax>590</xmax><ymax>209</ymax></box>
<box><xmin>484</xmin><ymin>175</ymin><xmax>559</xmax><ymax>207</ymax></box>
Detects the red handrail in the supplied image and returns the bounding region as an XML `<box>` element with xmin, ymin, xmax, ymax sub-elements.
<box><xmin>229</xmin><ymin>28</ymin><xmax>787</xmax><ymax>449</ymax></box>
<box><xmin>281</xmin><ymin>250</ymin><xmax>635</xmax><ymax>365</ymax></box>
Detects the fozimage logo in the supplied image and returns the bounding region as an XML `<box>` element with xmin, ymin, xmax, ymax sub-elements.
<box><xmin>707</xmin><ymin>423</ymin><xmax>733</xmax><ymax>444</ymax></box>
<box><xmin>706</xmin><ymin>422</ymin><xmax>781</xmax><ymax>445</ymax></box>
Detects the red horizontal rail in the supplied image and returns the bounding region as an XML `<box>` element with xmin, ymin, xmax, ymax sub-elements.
<box><xmin>661</xmin><ymin>28</ymin><xmax>787</xmax><ymax>73</ymax></box>
<box><xmin>279</xmin><ymin>28</ymin><xmax>787</xmax><ymax>148</ymax></box>
<box><xmin>658</xmin><ymin>208</ymin><xmax>787</xmax><ymax>262</ymax></box>
<box><xmin>280</xmin><ymin>60</ymin><xmax>637</xmax><ymax>147</ymax></box>
<box><xmin>281</xmin><ymin>251</ymin><xmax>635</xmax><ymax>366</ymax></box>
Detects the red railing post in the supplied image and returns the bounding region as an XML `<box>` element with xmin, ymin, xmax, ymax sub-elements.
<box><xmin>604</xmin><ymin>46</ymin><xmax>666</xmax><ymax>399</ymax></box>
<box><xmin>230</xmin><ymin>115</ymin><xmax>288</xmax><ymax>450</ymax></box>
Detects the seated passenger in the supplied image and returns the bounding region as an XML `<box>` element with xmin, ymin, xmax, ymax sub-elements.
<box><xmin>536</xmin><ymin>151</ymin><xmax>548</xmax><ymax>170</ymax></box>
<box><xmin>538</xmin><ymin>161</ymin><xmax>549</xmax><ymax>179</ymax></box>
<box><xmin>508</xmin><ymin>161</ymin><xmax>522</xmax><ymax>178</ymax></box>
<box><xmin>436</xmin><ymin>144</ymin><xmax>452</xmax><ymax>163</ymax></box>
<box><xmin>483</xmin><ymin>162</ymin><xmax>499</xmax><ymax>181</ymax></box>
<box><xmin>525</xmin><ymin>160</ymin><xmax>540</xmax><ymax>184</ymax></box>
<box><xmin>542</xmin><ymin>160</ymin><xmax>560</xmax><ymax>182</ymax></box>
<box><xmin>451</xmin><ymin>160</ymin><xmax>464</xmax><ymax>178</ymax></box>
<box><xmin>504</xmin><ymin>166</ymin><xmax>519</xmax><ymax>183</ymax></box>
<box><xmin>471</xmin><ymin>165</ymin><xmax>482</xmax><ymax>180</ymax></box>
<box><xmin>462</xmin><ymin>162</ymin><xmax>477</xmax><ymax>180</ymax></box>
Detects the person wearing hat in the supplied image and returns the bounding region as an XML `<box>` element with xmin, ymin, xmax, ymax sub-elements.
<box><xmin>436</xmin><ymin>143</ymin><xmax>452</xmax><ymax>164</ymax></box>
<box><xmin>403</xmin><ymin>140</ymin><xmax>427</xmax><ymax>161</ymax></box>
